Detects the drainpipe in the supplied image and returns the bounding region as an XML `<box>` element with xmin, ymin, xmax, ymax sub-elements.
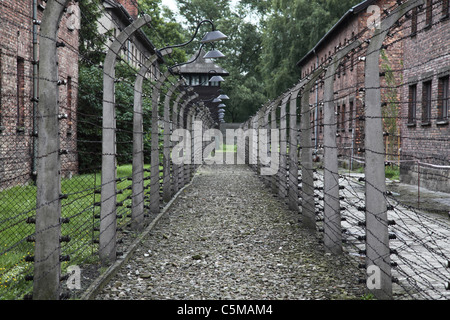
<box><xmin>31</xmin><ymin>0</ymin><xmax>39</xmax><ymax>182</ymax></box>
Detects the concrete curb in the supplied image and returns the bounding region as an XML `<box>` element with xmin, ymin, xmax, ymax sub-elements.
<box><xmin>80</xmin><ymin>169</ymin><xmax>200</xmax><ymax>300</ymax></box>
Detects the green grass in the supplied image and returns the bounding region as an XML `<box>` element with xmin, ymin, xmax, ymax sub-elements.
<box><xmin>384</xmin><ymin>165</ymin><xmax>400</xmax><ymax>180</ymax></box>
<box><xmin>350</xmin><ymin>165</ymin><xmax>399</xmax><ymax>181</ymax></box>
<box><xmin>0</xmin><ymin>164</ymin><xmax>158</xmax><ymax>300</ymax></box>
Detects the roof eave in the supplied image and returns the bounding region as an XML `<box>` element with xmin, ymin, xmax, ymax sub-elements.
<box><xmin>296</xmin><ymin>0</ymin><xmax>377</xmax><ymax>68</ymax></box>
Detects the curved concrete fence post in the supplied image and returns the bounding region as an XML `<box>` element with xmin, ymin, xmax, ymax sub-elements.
<box><xmin>132</xmin><ymin>48</ymin><xmax>171</xmax><ymax>231</ymax></box>
<box><xmin>300</xmin><ymin>68</ymin><xmax>324</xmax><ymax>231</ymax></box>
<box><xmin>279</xmin><ymin>94</ymin><xmax>290</xmax><ymax>201</ymax></box>
<box><xmin>178</xmin><ymin>93</ymin><xmax>198</xmax><ymax>188</ymax></box>
<box><xmin>288</xmin><ymin>80</ymin><xmax>305</xmax><ymax>212</ymax></box>
<box><xmin>162</xmin><ymin>78</ymin><xmax>184</xmax><ymax>203</ymax></box>
<box><xmin>101</xmin><ymin>14</ymin><xmax>152</xmax><ymax>265</ymax></box>
<box><xmin>363</xmin><ymin>0</ymin><xmax>424</xmax><ymax>300</ymax></box>
<box><xmin>322</xmin><ymin>40</ymin><xmax>361</xmax><ymax>255</ymax></box>
<box><xmin>172</xmin><ymin>88</ymin><xmax>188</xmax><ymax>194</ymax></box>
<box><xmin>150</xmin><ymin>68</ymin><xmax>173</xmax><ymax>214</ymax></box>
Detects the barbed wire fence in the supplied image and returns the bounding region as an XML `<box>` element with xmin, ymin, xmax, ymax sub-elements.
<box><xmin>241</xmin><ymin>0</ymin><xmax>449</xmax><ymax>300</ymax></box>
<box><xmin>0</xmin><ymin>0</ymin><xmax>214</xmax><ymax>300</ymax></box>
<box><xmin>1</xmin><ymin>0</ymin><xmax>449</xmax><ymax>301</ymax></box>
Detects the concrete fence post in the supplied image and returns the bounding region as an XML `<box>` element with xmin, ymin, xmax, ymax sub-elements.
<box><xmin>270</xmin><ymin>103</ymin><xmax>278</xmax><ymax>193</ymax></box>
<box><xmin>300</xmin><ymin>68</ymin><xmax>324</xmax><ymax>230</ymax></box>
<box><xmin>150</xmin><ymin>69</ymin><xmax>172</xmax><ymax>214</ymax></box>
<box><xmin>323</xmin><ymin>41</ymin><xmax>360</xmax><ymax>255</ymax></box>
<box><xmin>33</xmin><ymin>0</ymin><xmax>70</xmax><ymax>300</ymax></box>
<box><xmin>132</xmin><ymin>48</ymin><xmax>171</xmax><ymax>230</ymax></box>
<box><xmin>186</xmin><ymin>107</ymin><xmax>195</xmax><ymax>181</ymax></box>
<box><xmin>163</xmin><ymin>78</ymin><xmax>184</xmax><ymax>203</ymax></box>
<box><xmin>172</xmin><ymin>88</ymin><xmax>187</xmax><ymax>194</ymax></box>
<box><xmin>363</xmin><ymin>0</ymin><xmax>423</xmax><ymax>299</ymax></box>
<box><xmin>100</xmin><ymin>15</ymin><xmax>152</xmax><ymax>265</ymax></box>
<box><xmin>251</xmin><ymin>114</ymin><xmax>259</xmax><ymax>172</ymax></box>
<box><xmin>279</xmin><ymin>94</ymin><xmax>290</xmax><ymax>201</ymax></box>
<box><xmin>288</xmin><ymin>81</ymin><xmax>305</xmax><ymax>212</ymax></box>
<box><xmin>179</xmin><ymin>93</ymin><xmax>198</xmax><ymax>187</ymax></box>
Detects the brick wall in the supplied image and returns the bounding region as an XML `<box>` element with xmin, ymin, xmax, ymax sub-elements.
<box><xmin>401</xmin><ymin>0</ymin><xmax>450</xmax><ymax>167</ymax></box>
<box><xmin>0</xmin><ymin>0</ymin><xmax>79</xmax><ymax>189</ymax></box>
<box><xmin>299</xmin><ymin>0</ymin><xmax>405</xmax><ymax>161</ymax></box>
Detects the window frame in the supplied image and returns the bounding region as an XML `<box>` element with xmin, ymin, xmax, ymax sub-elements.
<box><xmin>421</xmin><ymin>80</ymin><xmax>432</xmax><ymax>125</ymax></box>
<box><xmin>437</xmin><ymin>75</ymin><xmax>449</xmax><ymax>122</ymax></box>
<box><xmin>408</xmin><ymin>84</ymin><xmax>417</xmax><ymax>125</ymax></box>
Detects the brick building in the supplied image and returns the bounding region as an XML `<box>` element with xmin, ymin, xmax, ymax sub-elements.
<box><xmin>297</xmin><ymin>0</ymin><xmax>405</xmax><ymax>166</ymax></box>
<box><xmin>296</xmin><ymin>0</ymin><xmax>449</xmax><ymax>191</ymax></box>
<box><xmin>100</xmin><ymin>0</ymin><xmax>159</xmax><ymax>72</ymax></box>
<box><xmin>0</xmin><ymin>0</ymin><xmax>80</xmax><ymax>189</ymax></box>
<box><xmin>400</xmin><ymin>0</ymin><xmax>449</xmax><ymax>192</ymax></box>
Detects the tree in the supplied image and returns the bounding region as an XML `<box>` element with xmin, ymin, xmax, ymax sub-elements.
<box><xmin>137</xmin><ymin>0</ymin><xmax>188</xmax><ymax>65</ymax></box>
<box><xmin>260</xmin><ymin>0</ymin><xmax>361</xmax><ymax>99</ymax></box>
<box><xmin>78</xmin><ymin>0</ymin><xmax>109</xmax><ymax>65</ymax></box>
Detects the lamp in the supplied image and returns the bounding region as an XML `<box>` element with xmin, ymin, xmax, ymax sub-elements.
<box><xmin>203</xmin><ymin>48</ymin><xmax>226</xmax><ymax>59</ymax></box>
<box><xmin>209</xmin><ymin>75</ymin><xmax>225</xmax><ymax>83</ymax></box>
<box><xmin>201</xmin><ymin>30</ymin><xmax>228</xmax><ymax>43</ymax></box>
<box><xmin>160</xmin><ymin>19</ymin><xmax>227</xmax><ymax>74</ymax></box>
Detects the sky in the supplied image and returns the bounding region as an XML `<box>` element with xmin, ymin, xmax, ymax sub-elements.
<box><xmin>161</xmin><ymin>0</ymin><xmax>241</xmax><ymax>15</ymax></box>
<box><xmin>161</xmin><ymin>0</ymin><xmax>178</xmax><ymax>13</ymax></box>
<box><xmin>160</xmin><ymin>0</ymin><xmax>242</xmax><ymax>26</ymax></box>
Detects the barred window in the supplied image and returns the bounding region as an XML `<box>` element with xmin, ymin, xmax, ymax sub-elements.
<box><xmin>437</xmin><ymin>76</ymin><xmax>449</xmax><ymax>121</ymax></box>
<box><xmin>408</xmin><ymin>84</ymin><xmax>417</xmax><ymax>124</ymax></box>
<box><xmin>17</xmin><ymin>57</ymin><xmax>25</xmax><ymax>128</ymax></box>
<box><xmin>422</xmin><ymin>81</ymin><xmax>432</xmax><ymax>123</ymax></box>
<box><xmin>425</xmin><ymin>0</ymin><xmax>433</xmax><ymax>27</ymax></box>
<box><xmin>411</xmin><ymin>7</ymin><xmax>418</xmax><ymax>34</ymax></box>
<box><xmin>443</xmin><ymin>0</ymin><xmax>449</xmax><ymax>16</ymax></box>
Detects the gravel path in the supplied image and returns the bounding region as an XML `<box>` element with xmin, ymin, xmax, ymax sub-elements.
<box><xmin>94</xmin><ymin>164</ymin><xmax>366</xmax><ymax>300</ymax></box>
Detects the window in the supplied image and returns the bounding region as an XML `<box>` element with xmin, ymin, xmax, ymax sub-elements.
<box><xmin>411</xmin><ymin>7</ymin><xmax>418</xmax><ymax>34</ymax></box>
<box><xmin>422</xmin><ymin>81</ymin><xmax>432</xmax><ymax>124</ymax></box>
<box><xmin>67</xmin><ymin>77</ymin><xmax>73</xmax><ymax>131</ymax></box>
<box><xmin>350</xmin><ymin>51</ymin><xmax>354</xmax><ymax>71</ymax></box>
<box><xmin>408</xmin><ymin>84</ymin><xmax>417</xmax><ymax>124</ymax></box>
<box><xmin>341</xmin><ymin>104</ymin><xmax>346</xmax><ymax>131</ymax></box>
<box><xmin>190</xmin><ymin>75</ymin><xmax>199</xmax><ymax>86</ymax></box>
<box><xmin>319</xmin><ymin>108</ymin><xmax>323</xmax><ymax>133</ymax></box>
<box><xmin>336</xmin><ymin>105</ymin><xmax>341</xmax><ymax>131</ymax></box>
<box><xmin>437</xmin><ymin>76</ymin><xmax>449</xmax><ymax>121</ymax></box>
<box><xmin>425</xmin><ymin>0</ymin><xmax>433</xmax><ymax>27</ymax></box>
<box><xmin>17</xmin><ymin>57</ymin><xmax>25</xmax><ymax>129</ymax></box>
<box><xmin>349</xmin><ymin>101</ymin><xmax>354</xmax><ymax>131</ymax></box>
<box><xmin>443</xmin><ymin>0</ymin><xmax>450</xmax><ymax>17</ymax></box>
<box><xmin>200</xmin><ymin>75</ymin><xmax>209</xmax><ymax>86</ymax></box>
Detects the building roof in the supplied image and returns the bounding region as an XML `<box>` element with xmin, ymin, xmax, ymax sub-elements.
<box><xmin>296</xmin><ymin>0</ymin><xmax>377</xmax><ymax>67</ymax></box>
<box><xmin>102</xmin><ymin>0</ymin><xmax>162</xmax><ymax>62</ymax></box>
<box><xmin>179</xmin><ymin>49</ymin><xmax>229</xmax><ymax>76</ymax></box>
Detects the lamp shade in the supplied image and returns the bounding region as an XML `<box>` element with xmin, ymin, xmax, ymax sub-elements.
<box><xmin>218</xmin><ymin>104</ymin><xmax>226</xmax><ymax>108</ymax></box>
<box><xmin>201</xmin><ymin>30</ymin><xmax>228</xmax><ymax>43</ymax></box>
<box><xmin>209</xmin><ymin>75</ymin><xmax>225</xmax><ymax>82</ymax></box>
<box><xmin>203</xmin><ymin>49</ymin><xmax>226</xmax><ymax>59</ymax></box>
<box><xmin>218</xmin><ymin>109</ymin><xmax>225</xmax><ymax>112</ymax></box>
<box><xmin>218</xmin><ymin>94</ymin><xmax>229</xmax><ymax>100</ymax></box>
<box><xmin>212</xmin><ymin>98</ymin><xmax>222</xmax><ymax>103</ymax></box>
